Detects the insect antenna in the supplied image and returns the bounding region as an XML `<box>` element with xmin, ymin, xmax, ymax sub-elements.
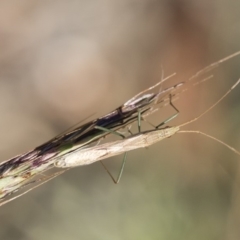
<box><xmin>176</xmin><ymin>78</ymin><xmax>240</xmax><ymax>156</ymax></box>
<box><xmin>178</xmin><ymin>130</ymin><xmax>240</xmax><ymax>156</ymax></box>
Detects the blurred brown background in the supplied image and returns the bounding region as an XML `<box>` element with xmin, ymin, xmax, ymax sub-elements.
<box><xmin>1</xmin><ymin>0</ymin><xmax>240</xmax><ymax>239</ymax></box>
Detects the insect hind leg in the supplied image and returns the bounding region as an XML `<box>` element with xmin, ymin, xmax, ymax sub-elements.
<box><xmin>100</xmin><ymin>152</ymin><xmax>127</xmax><ymax>184</ymax></box>
<box><xmin>94</xmin><ymin>125</ymin><xmax>128</xmax><ymax>184</ymax></box>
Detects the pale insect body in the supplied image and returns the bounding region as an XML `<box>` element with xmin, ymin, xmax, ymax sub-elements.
<box><xmin>55</xmin><ymin>127</ymin><xmax>180</xmax><ymax>167</ymax></box>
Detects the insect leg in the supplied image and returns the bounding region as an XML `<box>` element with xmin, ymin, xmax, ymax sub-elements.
<box><xmin>94</xmin><ymin>125</ymin><xmax>126</xmax><ymax>138</ymax></box>
<box><xmin>127</xmin><ymin>125</ymin><xmax>134</xmax><ymax>135</ymax></box>
<box><xmin>156</xmin><ymin>94</ymin><xmax>179</xmax><ymax>128</ymax></box>
<box><xmin>100</xmin><ymin>152</ymin><xmax>127</xmax><ymax>184</ymax></box>
<box><xmin>94</xmin><ymin>125</ymin><xmax>128</xmax><ymax>184</ymax></box>
<box><xmin>138</xmin><ymin>110</ymin><xmax>142</xmax><ymax>133</ymax></box>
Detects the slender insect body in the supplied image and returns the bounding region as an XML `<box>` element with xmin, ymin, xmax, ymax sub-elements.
<box><xmin>55</xmin><ymin>126</ymin><xmax>180</xmax><ymax>168</ymax></box>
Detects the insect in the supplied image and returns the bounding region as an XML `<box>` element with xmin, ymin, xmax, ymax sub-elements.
<box><xmin>54</xmin><ymin>77</ymin><xmax>240</xmax><ymax>184</ymax></box>
<box><xmin>0</xmin><ymin>51</ymin><xmax>239</xmax><ymax>205</ymax></box>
